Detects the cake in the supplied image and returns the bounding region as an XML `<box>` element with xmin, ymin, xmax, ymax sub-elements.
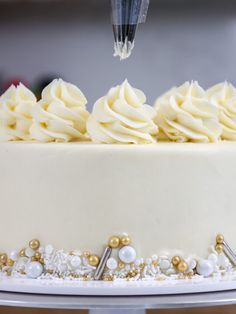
<box><xmin>0</xmin><ymin>79</ymin><xmax>235</xmax><ymax>282</ymax></box>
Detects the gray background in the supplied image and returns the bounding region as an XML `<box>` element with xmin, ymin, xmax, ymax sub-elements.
<box><xmin>0</xmin><ymin>0</ymin><xmax>236</xmax><ymax>109</ymax></box>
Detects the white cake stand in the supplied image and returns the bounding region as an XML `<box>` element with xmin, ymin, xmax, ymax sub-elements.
<box><xmin>1</xmin><ymin>277</ymin><xmax>236</xmax><ymax>314</ymax></box>
<box><xmin>0</xmin><ymin>288</ymin><xmax>236</xmax><ymax>314</ymax></box>
<box><xmin>1</xmin><ymin>276</ymin><xmax>236</xmax><ymax>296</ymax></box>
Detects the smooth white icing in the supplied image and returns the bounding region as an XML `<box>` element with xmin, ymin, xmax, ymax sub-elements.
<box><xmin>87</xmin><ymin>80</ymin><xmax>158</xmax><ymax>144</ymax></box>
<box><xmin>207</xmin><ymin>82</ymin><xmax>236</xmax><ymax>140</ymax></box>
<box><xmin>154</xmin><ymin>81</ymin><xmax>222</xmax><ymax>143</ymax></box>
<box><xmin>0</xmin><ymin>83</ymin><xmax>36</xmax><ymax>141</ymax></box>
<box><xmin>30</xmin><ymin>79</ymin><xmax>89</xmax><ymax>142</ymax></box>
<box><xmin>0</xmin><ymin>142</ymin><xmax>236</xmax><ymax>258</ymax></box>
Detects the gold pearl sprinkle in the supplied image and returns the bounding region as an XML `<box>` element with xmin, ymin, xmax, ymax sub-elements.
<box><xmin>39</xmin><ymin>258</ymin><xmax>44</xmax><ymax>265</ymax></box>
<box><xmin>177</xmin><ymin>261</ymin><xmax>188</xmax><ymax>273</ymax></box>
<box><xmin>108</xmin><ymin>236</ymin><xmax>120</xmax><ymax>248</ymax></box>
<box><xmin>88</xmin><ymin>255</ymin><xmax>100</xmax><ymax>267</ymax></box>
<box><xmin>172</xmin><ymin>256</ymin><xmax>181</xmax><ymax>266</ymax></box>
<box><xmin>34</xmin><ymin>252</ymin><xmax>41</xmax><ymax>260</ymax></box>
<box><xmin>187</xmin><ymin>271</ymin><xmax>194</xmax><ymax>278</ymax></box>
<box><xmin>31</xmin><ymin>256</ymin><xmax>37</xmax><ymax>262</ymax></box>
<box><xmin>29</xmin><ymin>239</ymin><xmax>40</xmax><ymax>250</ymax></box>
<box><xmin>83</xmin><ymin>251</ymin><xmax>91</xmax><ymax>258</ymax></box>
<box><xmin>216</xmin><ymin>234</ymin><xmax>224</xmax><ymax>245</ymax></box>
<box><xmin>121</xmin><ymin>235</ymin><xmax>131</xmax><ymax>246</ymax></box>
<box><xmin>118</xmin><ymin>262</ymin><xmax>125</xmax><ymax>269</ymax></box>
<box><xmin>19</xmin><ymin>249</ymin><xmax>26</xmax><ymax>257</ymax></box>
<box><xmin>127</xmin><ymin>270</ymin><xmax>138</xmax><ymax>278</ymax></box>
<box><xmin>0</xmin><ymin>254</ymin><xmax>8</xmax><ymax>265</ymax></box>
<box><xmin>215</xmin><ymin>244</ymin><xmax>224</xmax><ymax>254</ymax></box>
<box><xmin>103</xmin><ymin>275</ymin><xmax>114</xmax><ymax>281</ymax></box>
<box><xmin>7</xmin><ymin>259</ymin><xmax>14</xmax><ymax>267</ymax></box>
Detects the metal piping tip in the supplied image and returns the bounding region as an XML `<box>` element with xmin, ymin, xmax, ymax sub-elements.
<box><xmin>113</xmin><ymin>38</ymin><xmax>135</xmax><ymax>61</ymax></box>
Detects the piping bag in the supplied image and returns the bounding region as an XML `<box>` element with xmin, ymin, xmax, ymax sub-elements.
<box><xmin>111</xmin><ymin>0</ymin><xmax>150</xmax><ymax>60</ymax></box>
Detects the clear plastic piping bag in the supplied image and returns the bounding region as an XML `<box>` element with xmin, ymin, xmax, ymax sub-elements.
<box><xmin>111</xmin><ymin>0</ymin><xmax>150</xmax><ymax>60</ymax></box>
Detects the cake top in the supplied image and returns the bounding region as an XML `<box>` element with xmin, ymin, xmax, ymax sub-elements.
<box><xmin>0</xmin><ymin>78</ymin><xmax>236</xmax><ymax>144</ymax></box>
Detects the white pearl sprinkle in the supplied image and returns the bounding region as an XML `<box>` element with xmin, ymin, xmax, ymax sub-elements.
<box><xmin>15</xmin><ymin>257</ymin><xmax>28</xmax><ymax>272</ymax></box>
<box><xmin>9</xmin><ymin>250</ymin><xmax>18</xmax><ymax>261</ymax></box>
<box><xmin>196</xmin><ymin>259</ymin><xmax>214</xmax><ymax>277</ymax></box>
<box><xmin>25</xmin><ymin>247</ymin><xmax>35</xmax><ymax>258</ymax></box>
<box><xmin>106</xmin><ymin>258</ymin><xmax>118</xmax><ymax>270</ymax></box>
<box><xmin>208</xmin><ymin>253</ymin><xmax>218</xmax><ymax>265</ymax></box>
<box><xmin>45</xmin><ymin>245</ymin><xmax>54</xmax><ymax>255</ymax></box>
<box><xmin>187</xmin><ymin>259</ymin><xmax>197</xmax><ymax>271</ymax></box>
<box><xmin>151</xmin><ymin>255</ymin><xmax>158</xmax><ymax>262</ymax></box>
<box><xmin>70</xmin><ymin>256</ymin><xmax>82</xmax><ymax>269</ymax></box>
<box><xmin>218</xmin><ymin>253</ymin><xmax>230</xmax><ymax>268</ymax></box>
<box><xmin>118</xmin><ymin>246</ymin><xmax>136</xmax><ymax>264</ymax></box>
<box><xmin>135</xmin><ymin>259</ymin><xmax>142</xmax><ymax>267</ymax></box>
<box><xmin>159</xmin><ymin>259</ymin><xmax>171</xmax><ymax>270</ymax></box>
<box><xmin>26</xmin><ymin>262</ymin><xmax>43</xmax><ymax>279</ymax></box>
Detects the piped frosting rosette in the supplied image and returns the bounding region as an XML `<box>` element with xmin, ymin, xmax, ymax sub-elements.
<box><xmin>87</xmin><ymin>80</ymin><xmax>158</xmax><ymax>144</ymax></box>
<box><xmin>0</xmin><ymin>83</ymin><xmax>36</xmax><ymax>141</ymax></box>
<box><xmin>30</xmin><ymin>79</ymin><xmax>89</xmax><ymax>142</ymax></box>
<box><xmin>154</xmin><ymin>81</ymin><xmax>222</xmax><ymax>143</ymax></box>
<box><xmin>207</xmin><ymin>82</ymin><xmax>236</xmax><ymax>141</ymax></box>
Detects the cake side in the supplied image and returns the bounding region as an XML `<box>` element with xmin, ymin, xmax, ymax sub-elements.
<box><xmin>0</xmin><ymin>142</ymin><xmax>235</xmax><ymax>259</ymax></box>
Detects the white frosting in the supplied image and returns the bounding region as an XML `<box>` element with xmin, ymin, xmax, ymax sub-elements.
<box><xmin>87</xmin><ymin>80</ymin><xmax>158</xmax><ymax>144</ymax></box>
<box><xmin>154</xmin><ymin>81</ymin><xmax>222</xmax><ymax>143</ymax></box>
<box><xmin>207</xmin><ymin>82</ymin><xmax>236</xmax><ymax>140</ymax></box>
<box><xmin>0</xmin><ymin>83</ymin><xmax>36</xmax><ymax>141</ymax></box>
<box><xmin>1</xmin><ymin>142</ymin><xmax>236</xmax><ymax>257</ymax></box>
<box><xmin>30</xmin><ymin>79</ymin><xmax>89</xmax><ymax>142</ymax></box>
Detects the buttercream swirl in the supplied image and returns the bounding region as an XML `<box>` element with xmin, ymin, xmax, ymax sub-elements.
<box><xmin>87</xmin><ymin>80</ymin><xmax>158</xmax><ymax>144</ymax></box>
<box><xmin>30</xmin><ymin>79</ymin><xmax>89</xmax><ymax>142</ymax></box>
<box><xmin>207</xmin><ymin>82</ymin><xmax>236</xmax><ymax>140</ymax></box>
<box><xmin>154</xmin><ymin>81</ymin><xmax>222</xmax><ymax>143</ymax></box>
<box><xmin>0</xmin><ymin>83</ymin><xmax>36</xmax><ymax>141</ymax></box>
